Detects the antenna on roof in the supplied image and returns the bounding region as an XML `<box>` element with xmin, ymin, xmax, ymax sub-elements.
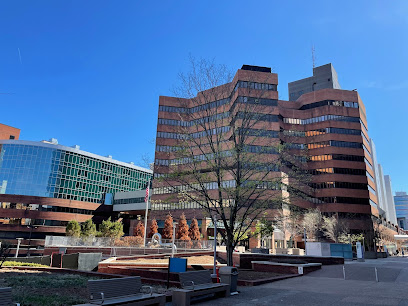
<box><xmin>312</xmin><ymin>45</ymin><xmax>316</xmax><ymax>69</ymax></box>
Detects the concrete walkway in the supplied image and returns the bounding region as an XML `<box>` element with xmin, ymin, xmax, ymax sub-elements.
<box><xmin>197</xmin><ymin>257</ymin><xmax>408</xmax><ymax>305</ymax></box>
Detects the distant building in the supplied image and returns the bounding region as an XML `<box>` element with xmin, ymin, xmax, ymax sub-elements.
<box><xmin>0</xmin><ymin>138</ymin><xmax>152</xmax><ymax>253</ymax></box>
<box><xmin>384</xmin><ymin>175</ymin><xmax>398</xmax><ymax>225</ymax></box>
<box><xmin>0</xmin><ymin>123</ymin><xmax>20</xmax><ymax>140</ymax></box>
<box><xmin>369</xmin><ymin>139</ymin><xmax>397</xmax><ymax>225</ymax></box>
<box><xmin>395</xmin><ymin>192</ymin><xmax>408</xmax><ymax>229</ymax></box>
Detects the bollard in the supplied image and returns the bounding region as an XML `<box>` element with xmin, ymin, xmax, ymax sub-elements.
<box><xmin>375</xmin><ymin>267</ymin><xmax>379</xmax><ymax>282</ymax></box>
<box><xmin>343</xmin><ymin>266</ymin><xmax>346</xmax><ymax>280</ymax></box>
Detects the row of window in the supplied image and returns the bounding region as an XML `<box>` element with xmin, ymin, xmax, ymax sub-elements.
<box><xmin>0</xmin><ymin>202</ymin><xmax>94</xmax><ymax>215</ymax></box>
<box><xmin>299</xmin><ymin>100</ymin><xmax>359</xmax><ymax>110</ymax></box>
<box><xmin>158</xmin><ymin>98</ymin><xmax>230</xmax><ymax>114</ymax></box>
<box><xmin>237</xmin><ymin>112</ymin><xmax>279</xmax><ymax>122</ymax></box>
<box><xmin>153</xmin><ymin>179</ymin><xmax>281</xmax><ymax>195</ymax></box>
<box><xmin>283</xmin><ymin>115</ymin><xmax>360</xmax><ymax>125</ymax></box>
<box><xmin>233</xmin><ymin>81</ymin><xmax>277</xmax><ymax>92</ymax></box>
<box><xmin>309</xmin><ymin>154</ymin><xmax>365</xmax><ymax>162</ymax></box>
<box><xmin>288</xmin><ymin>140</ymin><xmax>363</xmax><ymax>150</ymax></box>
<box><xmin>237</xmin><ymin>96</ymin><xmax>278</xmax><ymax>106</ymax></box>
<box><xmin>153</xmin><ymin>180</ymin><xmax>237</xmax><ymax>195</ymax></box>
<box><xmin>310</xmin><ymin>182</ymin><xmax>369</xmax><ymax>190</ymax></box>
<box><xmin>157</xmin><ymin>126</ymin><xmax>230</xmax><ymax>139</ymax></box>
<box><xmin>311</xmin><ymin>167</ymin><xmax>366</xmax><ymax>176</ymax></box>
<box><xmin>285</xmin><ymin>127</ymin><xmax>361</xmax><ymax>137</ymax></box>
<box><xmin>317</xmin><ymin>197</ymin><xmax>369</xmax><ymax>205</ymax></box>
<box><xmin>158</xmin><ymin>111</ymin><xmax>230</xmax><ymax>127</ymax></box>
<box><xmin>113</xmin><ymin>197</ymin><xmax>145</xmax><ymax>205</ymax></box>
<box><xmin>239</xmin><ymin>128</ymin><xmax>279</xmax><ymax>138</ymax></box>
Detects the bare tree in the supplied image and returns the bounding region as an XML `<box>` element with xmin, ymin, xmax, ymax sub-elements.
<box><xmin>322</xmin><ymin>214</ymin><xmax>348</xmax><ymax>243</ymax></box>
<box><xmin>155</xmin><ymin>57</ymin><xmax>310</xmax><ymax>265</ymax></box>
<box><xmin>303</xmin><ymin>208</ymin><xmax>322</xmax><ymax>241</ymax></box>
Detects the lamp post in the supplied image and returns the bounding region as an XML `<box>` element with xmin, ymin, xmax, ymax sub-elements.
<box><xmin>303</xmin><ymin>227</ymin><xmax>307</xmax><ymax>255</ymax></box>
<box><xmin>213</xmin><ymin>215</ymin><xmax>217</xmax><ymax>275</ymax></box>
<box><xmin>15</xmin><ymin>238</ymin><xmax>23</xmax><ymax>258</ymax></box>
<box><xmin>143</xmin><ymin>180</ymin><xmax>151</xmax><ymax>247</ymax></box>
<box><xmin>171</xmin><ymin>222</ymin><xmax>178</xmax><ymax>258</ymax></box>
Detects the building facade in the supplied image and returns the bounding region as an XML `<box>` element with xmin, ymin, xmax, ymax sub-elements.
<box><xmin>0</xmin><ymin>138</ymin><xmax>152</xmax><ymax>253</ymax></box>
<box><xmin>0</xmin><ymin>123</ymin><xmax>20</xmax><ymax>140</ymax></box>
<box><xmin>152</xmin><ymin>63</ymin><xmax>391</xmax><ymax>246</ymax></box>
<box><xmin>395</xmin><ymin>192</ymin><xmax>408</xmax><ymax>229</ymax></box>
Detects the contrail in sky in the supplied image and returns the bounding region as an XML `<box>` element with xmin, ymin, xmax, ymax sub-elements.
<box><xmin>17</xmin><ymin>48</ymin><xmax>22</xmax><ymax>65</ymax></box>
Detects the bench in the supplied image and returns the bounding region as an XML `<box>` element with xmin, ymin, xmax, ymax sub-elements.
<box><xmin>172</xmin><ymin>270</ymin><xmax>230</xmax><ymax>306</ymax></box>
<box><xmin>86</xmin><ymin>276</ymin><xmax>165</xmax><ymax>305</ymax></box>
<box><xmin>0</xmin><ymin>287</ymin><xmax>19</xmax><ymax>306</ymax></box>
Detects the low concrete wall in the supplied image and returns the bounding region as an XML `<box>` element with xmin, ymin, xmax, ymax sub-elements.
<box><xmin>217</xmin><ymin>252</ymin><xmax>344</xmax><ymax>269</ymax></box>
<box><xmin>51</xmin><ymin>253</ymin><xmax>102</xmax><ymax>271</ymax></box>
<box><xmin>251</xmin><ymin>261</ymin><xmax>321</xmax><ymax>274</ymax></box>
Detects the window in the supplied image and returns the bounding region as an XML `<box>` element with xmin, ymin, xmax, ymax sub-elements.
<box><xmin>9</xmin><ymin>135</ymin><xmax>15</xmax><ymax>140</ymax></box>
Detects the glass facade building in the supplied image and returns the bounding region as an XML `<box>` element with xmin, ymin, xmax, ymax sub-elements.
<box><xmin>395</xmin><ymin>192</ymin><xmax>408</xmax><ymax>229</ymax></box>
<box><xmin>0</xmin><ymin>140</ymin><xmax>152</xmax><ymax>203</ymax></box>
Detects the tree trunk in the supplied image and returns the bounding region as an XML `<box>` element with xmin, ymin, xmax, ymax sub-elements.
<box><xmin>226</xmin><ymin>243</ymin><xmax>234</xmax><ymax>266</ymax></box>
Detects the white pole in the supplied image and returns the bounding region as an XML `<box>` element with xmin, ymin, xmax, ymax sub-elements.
<box><xmin>304</xmin><ymin>227</ymin><xmax>307</xmax><ymax>255</ymax></box>
<box><xmin>343</xmin><ymin>266</ymin><xmax>346</xmax><ymax>280</ymax></box>
<box><xmin>375</xmin><ymin>267</ymin><xmax>379</xmax><ymax>282</ymax></box>
<box><xmin>15</xmin><ymin>238</ymin><xmax>22</xmax><ymax>258</ymax></box>
<box><xmin>143</xmin><ymin>181</ymin><xmax>150</xmax><ymax>247</ymax></box>
<box><xmin>171</xmin><ymin>223</ymin><xmax>177</xmax><ymax>258</ymax></box>
<box><xmin>213</xmin><ymin>215</ymin><xmax>217</xmax><ymax>275</ymax></box>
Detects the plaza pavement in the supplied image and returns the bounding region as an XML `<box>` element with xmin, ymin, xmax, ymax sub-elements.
<box><xmin>197</xmin><ymin>257</ymin><xmax>408</xmax><ymax>305</ymax></box>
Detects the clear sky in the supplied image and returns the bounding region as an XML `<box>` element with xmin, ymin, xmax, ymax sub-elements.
<box><xmin>1</xmin><ymin>1</ymin><xmax>407</xmax><ymax>191</ymax></box>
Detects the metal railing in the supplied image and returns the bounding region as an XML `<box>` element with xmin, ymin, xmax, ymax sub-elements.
<box><xmin>45</xmin><ymin>236</ymin><xmax>212</xmax><ymax>250</ymax></box>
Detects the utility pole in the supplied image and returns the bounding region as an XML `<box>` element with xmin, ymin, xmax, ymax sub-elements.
<box><xmin>213</xmin><ymin>215</ymin><xmax>217</xmax><ymax>275</ymax></box>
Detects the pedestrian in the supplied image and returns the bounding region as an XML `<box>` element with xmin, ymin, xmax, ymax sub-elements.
<box><xmin>402</xmin><ymin>250</ymin><xmax>405</xmax><ymax>257</ymax></box>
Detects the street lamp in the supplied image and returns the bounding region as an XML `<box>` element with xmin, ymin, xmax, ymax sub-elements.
<box><xmin>171</xmin><ymin>222</ymin><xmax>178</xmax><ymax>258</ymax></box>
<box><xmin>15</xmin><ymin>238</ymin><xmax>23</xmax><ymax>258</ymax></box>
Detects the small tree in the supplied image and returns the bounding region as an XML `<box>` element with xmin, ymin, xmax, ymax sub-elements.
<box><xmin>81</xmin><ymin>219</ymin><xmax>97</xmax><ymax>237</ymax></box>
<box><xmin>133</xmin><ymin>221</ymin><xmax>145</xmax><ymax>238</ymax></box>
<box><xmin>162</xmin><ymin>214</ymin><xmax>173</xmax><ymax>239</ymax></box>
<box><xmin>66</xmin><ymin>220</ymin><xmax>81</xmax><ymax>237</ymax></box>
<box><xmin>254</xmin><ymin>217</ymin><xmax>274</xmax><ymax>248</ymax></box>
<box><xmin>302</xmin><ymin>208</ymin><xmax>322</xmax><ymax>241</ymax></box>
<box><xmin>322</xmin><ymin>215</ymin><xmax>348</xmax><ymax>243</ymax></box>
<box><xmin>99</xmin><ymin>217</ymin><xmax>124</xmax><ymax>239</ymax></box>
<box><xmin>176</xmin><ymin>213</ymin><xmax>192</xmax><ymax>247</ymax></box>
<box><xmin>188</xmin><ymin>218</ymin><xmax>201</xmax><ymax>240</ymax></box>
<box><xmin>189</xmin><ymin>218</ymin><xmax>202</xmax><ymax>248</ymax></box>
<box><xmin>176</xmin><ymin>213</ymin><xmax>190</xmax><ymax>239</ymax></box>
<box><xmin>148</xmin><ymin>219</ymin><xmax>159</xmax><ymax>238</ymax></box>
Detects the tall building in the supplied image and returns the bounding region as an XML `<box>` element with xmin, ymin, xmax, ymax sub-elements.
<box><xmin>395</xmin><ymin>192</ymin><xmax>408</xmax><ymax>229</ymax></box>
<box><xmin>152</xmin><ymin>63</ymin><xmax>388</xmax><ymax>243</ymax></box>
<box><xmin>384</xmin><ymin>175</ymin><xmax>398</xmax><ymax>225</ymax></box>
<box><xmin>0</xmin><ymin>138</ymin><xmax>152</xmax><ymax>252</ymax></box>
<box><xmin>288</xmin><ymin>63</ymin><xmax>341</xmax><ymax>101</ymax></box>
<box><xmin>369</xmin><ymin>139</ymin><xmax>397</xmax><ymax>225</ymax></box>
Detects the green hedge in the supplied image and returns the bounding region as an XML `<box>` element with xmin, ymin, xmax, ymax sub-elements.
<box><xmin>2</xmin><ymin>261</ymin><xmax>49</xmax><ymax>267</ymax></box>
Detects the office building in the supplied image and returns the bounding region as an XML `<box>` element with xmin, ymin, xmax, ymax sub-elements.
<box><xmin>152</xmin><ymin>63</ymin><xmax>392</xmax><ymax>245</ymax></box>
<box><xmin>0</xmin><ymin>138</ymin><xmax>152</xmax><ymax>252</ymax></box>
<box><xmin>395</xmin><ymin>192</ymin><xmax>408</xmax><ymax>229</ymax></box>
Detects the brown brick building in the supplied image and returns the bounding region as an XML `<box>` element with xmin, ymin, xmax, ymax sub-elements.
<box><xmin>151</xmin><ymin>64</ymin><xmax>396</xmax><ymax>247</ymax></box>
<box><xmin>0</xmin><ymin>123</ymin><xmax>20</xmax><ymax>140</ymax></box>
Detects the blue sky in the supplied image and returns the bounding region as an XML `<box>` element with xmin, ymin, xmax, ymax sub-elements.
<box><xmin>1</xmin><ymin>1</ymin><xmax>408</xmax><ymax>191</ymax></box>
